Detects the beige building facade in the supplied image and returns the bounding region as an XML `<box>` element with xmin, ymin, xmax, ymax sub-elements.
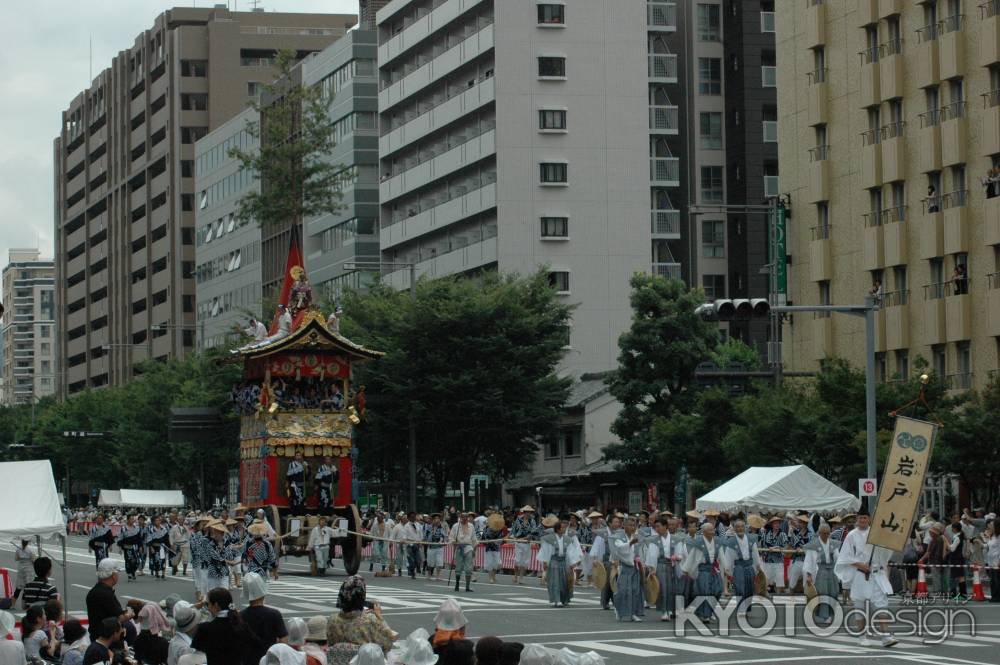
<box><xmin>1</xmin><ymin>250</ymin><xmax>55</xmax><ymax>406</ymax></box>
<box><xmin>778</xmin><ymin>0</ymin><xmax>1000</xmax><ymax>389</ymax></box>
<box><xmin>53</xmin><ymin>7</ymin><xmax>354</xmax><ymax>395</ymax></box>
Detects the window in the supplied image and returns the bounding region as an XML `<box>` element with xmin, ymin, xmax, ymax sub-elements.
<box><xmin>697</xmin><ymin>4</ymin><xmax>721</xmax><ymax>41</ymax></box>
<box><xmin>40</xmin><ymin>326</ymin><xmax>50</xmax><ymax>338</ymax></box>
<box><xmin>700</xmin><ymin>112</ymin><xmax>723</xmax><ymax>149</ymax></box>
<box><xmin>895</xmin><ymin>351</ymin><xmax>909</xmax><ymax>381</ymax></box>
<box><xmin>40</xmin><ymin>343</ymin><xmax>50</xmax><ymax>355</ymax></box>
<box><xmin>538</xmin><ymin>57</ymin><xmax>566</xmax><ymax>78</ymax></box>
<box><xmin>563</xmin><ymin>430</ymin><xmax>579</xmax><ymax>457</ymax></box>
<box><xmin>247</xmin><ymin>81</ymin><xmax>262</xmax><ymax>97</ymax></box>
<box><xmin>932</xmin><ymin>345</ymin><xmax>947</xmax><ymax>377</ymax></box>
<box><xmin>540</xmin><ymin>216</ymin><xmax>569</xmax><ymax>238</ymax></box>
<box><xmin>702</xmin><ymin>274</ymin><xmax>726</xmax><ymax>300</ymax></box>
<box><xmin>537</xmin><ymin>4</ymin><xmax>565</xmax><ymax>25</ymax></box>
<box><xmin>702</xmin><ymin>220</ymin><xmax>725</xmax><ymax>258</ymax></box>
<box><xmin>699</xmin><ymin>58</ymin><xmax>722</xmax><ymax>95</ymax></box>
<box><xmin>819</xmin><ymin>280</ymin><xmax>831</xmax><ymax>306</ymax></box>
<box><xmin>539</xmin><ymin>110</ymin><xmax>567</xmax><ymax>130</ymax></box>
<box><xmin>700</xmin><ymin>166</ymin><xmax>724</xmax><ymax>203</ymax></box>
<box><xmin>548</xmin><ymin>271</ymin><xmax>570</xmax><ymax>293</ymax></box>
<box><xmin>540</xmin><ymin>162</ymin><xmax>568</xmax><ymax>184</ymax></box>
<box><xmin>546</xmin><ymin>437</ymin><xmax>560</xmax><ymax>459</ymax></box>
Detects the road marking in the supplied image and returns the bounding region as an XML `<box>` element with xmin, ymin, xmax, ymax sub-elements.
<box><xmin>895</xmin><ymin>635</ymin><xmax>983</xmax><ymax>648</ymax></box>
<box><xmin>752</xmin><ymin>635</ymin><xmax>858</xmax><ymax>651</ymax></box>
<box><xmin>290</xmin><ymin>602</ymin><xmax>330</xmax><ymax>612</ymax></box>
<box><xmin>824</xmin><ymin>635</ymin><xmax>922</xmax><ymax>650</ymax></box>
<box><xmin>681</xmin><ymin>635</ymin><xmax>800</xmax><ymax>651</ymax></box>
<box><xmin>630</xmin><ymin>637</ymin><xmax>734</xmax><ymax>654</ymax></box>
<box><xmin>562</xmin><ymin>640</ymin><xmax>671</xmax><ymax>657</ymax></box>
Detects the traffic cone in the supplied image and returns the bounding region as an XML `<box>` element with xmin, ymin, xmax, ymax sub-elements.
<box><xmin>915</xmin><ymin>564</ymin><xmax>928</xmax><ymax>599</ymax></box>
<box><xmin>972</xmin><ymin>565</ymin><xmax>986</xmax><ymax>601</ymax></box>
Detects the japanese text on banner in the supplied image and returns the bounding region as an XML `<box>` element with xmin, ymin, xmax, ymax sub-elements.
<box><xmin>867</xmin><ymin>415</ymin><xmax>937</xmax><ymax>552</ymax></box>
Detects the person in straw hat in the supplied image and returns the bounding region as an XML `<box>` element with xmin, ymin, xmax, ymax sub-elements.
<box><xmin>424</xmin><ymin>514</ymin><xmax>448</xmax><ymax>582</ymax></box>
<box><xmin>224</xmin><ymin>519</ymin><xmax>247</xmax><ymax>588</ymax></box>
<box><xmin>643</xmin><ymin>516</ymin><xmax>685</xmax><ymax>621</ymax></box>
<box><xmin>583</xmin><ymin>511</ymin><xmax>605</xmax><ymax>588</ymax></box>
<box><xmin>537</xmin><ymin>515</ymin><xmax>582</xmax><ymax>607</ymax></box>
<box><xmin>802</xmin><ymin>522</ymin><xmax>840</xmax><ymax>624</ymax></box>
<box><xmin>610</xmin><ymin>516</ymin><xmax>644</xmax><ymax>621</ymax></box>
<box><xmin>589</xmin><ymin>513</ymin><xmax>620</xmax><ymax>610</ymax></box>
<box><xmin>510</xmin><ymin>507</ymin><xmax>539</xmax><ymax>585</ymax></box>
<box><xmin>449</xmin><ymin>512</ymin><xmax>479</xmax><ymax>593</ymax></box>
<box><xmin>244</xmin><ymin>522</ymin><xmax>279</xmax><ymax>582</ymax></box>
<box><xmin>481</xmin><ymin>512</ymin><xmax>506</xmax><ymax>584</ymax></box>
<box><xmin>785</xmin><ymin>513</ymin><xmax>812</xmax><ymax>592</ymax></box>
<box><xmin>680</xmin><ymin>522</ymin><xmax>725</xmax><ymax>621</ymax></box>
<box><xmin>718</xmin><ymin>519</ymin><xmax>762</xmax><ymax>617</ymax></box>
<box><xmin>203</xmin><ymin>520</ymin><xmax>238</xmax><ymax>594</ymax></box>
<box><xmin>760</xmin><ymin>516</ymin><xmax>788</xmax><ymax>594</ymax></box>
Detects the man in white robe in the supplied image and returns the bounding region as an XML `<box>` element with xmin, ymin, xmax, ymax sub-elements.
<box><xmin>833</xmin><ymin>512</ymin><xmax>898</xmax><ymax>647</ymax></box>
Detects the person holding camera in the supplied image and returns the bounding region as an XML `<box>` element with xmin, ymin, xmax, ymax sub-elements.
<box><xmin>325</xmin><ymin>576</ymin><xmax>394</xmax><ymax>655</ymax></box>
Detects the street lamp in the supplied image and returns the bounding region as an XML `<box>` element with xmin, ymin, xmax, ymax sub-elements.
<box><xmin>343</xmin><ymin>260</ymin><xmax>419</xmax><ymax>510</ymax></box>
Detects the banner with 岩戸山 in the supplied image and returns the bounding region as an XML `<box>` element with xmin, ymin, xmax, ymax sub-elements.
<box><xmin>867</xmin><ymin>415</ymin><xmax>937</xmax><ymax>552</ymax></box>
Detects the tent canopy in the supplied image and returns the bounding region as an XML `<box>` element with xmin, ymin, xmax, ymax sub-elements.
<box><xmin>0</xmin><ymin>460</ymin><xmax>66</xmax><ymax>540</ymax></box>
<box><xmin>695</xmin><ymin>465</ymin><xmax>861</xmax><ymax>514</ymax></box>
<box><xmin>98</xmin><ymin>489</ymin><xmax>121</xmax><ymax>507</ymax></box>
<box><xmin>119</xmin><ymin>489</ymin><xmax>184</xmax><ymax>508</ymax></box>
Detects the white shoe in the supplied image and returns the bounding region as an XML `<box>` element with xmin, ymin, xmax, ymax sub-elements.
<box><xmin>882</xmin><ymin>636</ymin><xmax>898</xmax><ymax>648</ymax></box>
<box><xmin>660</xmin><ymin>613</ymin><xmax>670</xmax><ymax>622</ymax></box>
<box><xmin>631</xmin><ymin>616</ymin><xmax>643</xmax><ymax>622</ymax></box>
<box><xmin>858</xmin><ymin>637</ymin><xmax>871</xmax><ymax>647</ymax></box>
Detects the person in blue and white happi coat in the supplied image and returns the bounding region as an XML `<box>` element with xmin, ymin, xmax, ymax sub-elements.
<box><xmin>286</xmin><ymin>450</ymin><xmax>309</xmax><ymax>516</ymax></box>
<box><xmin>786</xmin><ymin>514</ymin><xmax>811</xmax><ymax>592</ymax></box>
<box><xmin>88</xmin><ymin>514</ymin><xmax>114</xmax><ymax>569</ymax></box>
<box><xmin>424</xmin><ymin>513</ymin><xmax>448</xmax><ymax>581</ymax></box>
<box><xmin>314</xmin><ymin>456</ymin><xmax>338</xmax><ymax>517</ymax></box>
<box><xmin>680</xmin><ymin>522</ymin><xmax>725</xmax><ymax>621</ymax></box>
<box><xmin>510</xmin><ymin>507</ymin><xmax>539</xmax><ymax>585</ymax></box>
<box><xmin>760</xmin><ymin>515</ymin><xmax>787</xmax><ymax>592</ymax></box>
<box><xmin>136</xmin><ymin>514</ymin><xmax>149</xmax><ymax>575</ymax></box>
<box><xmin>644</xmin><ymin>516</ymin><xmax>686</xmax><ymax>621</ymax></box>
<box><xmin>118</xmin><ymin>515</ymin><xmax>144</xmax><ymax>581</ymax></box>
<box><xmin>146</xmin><ymin>514</ymin><xmax>171</xmax><ymax>580</ymax></box>
<box><xmin>611</xmin><ymin>516</ymin><xmax>645</xmax><ymax>622</ymax></box>
<box><xmin>537</xmin><ymin>515</ymin><xmax>582</xmax><ymax>607</ymax></box>
<box><xmin>719</xmin><ymin>519</ymin><xmax>763</xmax><ymax>617</ymax></box>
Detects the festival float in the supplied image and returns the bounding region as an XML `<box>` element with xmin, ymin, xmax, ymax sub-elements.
<box><xmin>231</xmin><ymin>235</ymin><xmax>381</xmax><ymax>575</ymax></box>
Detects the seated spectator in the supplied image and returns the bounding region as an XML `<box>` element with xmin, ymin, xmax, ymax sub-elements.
<box><xmin>431</xmin><ymin>599</ymin><xmax>466</xmax><ymax>649</ymax></box>
<box><xmin>125</xmin><ymin>599</ymin><xmax>145</xmax><ymax>646</ymax></box>
<box><xmin>325</xmin><ymin>576</ymin><xmax>394</xmax><ymax>654</ymax></box>
<box><xmin>45</xmin><ymin>599</ymin><xmax>65</xmax><ymax>645</ymax></box>
<box><xmin>0</xmin><ymin>611</ymin><xmax>25</xmax><ymax>665</ymax></box>
<box><xmin>83</xmin><ymin>618</ymin><xmax>123</xmax><ymax>665</ymax></box>
<box><xmin>475</xmin><ymin>637</ymin><xmax>504</xmax><ymax>665</ymax></box>
<box><xmin>167</xmin><ymin>601</ymin><xmax>199</xmax><ymax>665</ymax></box>
<box><xmin>190</xmin><ymin>588</ymin><xmax>254</xmax><ymax>665</ymax></box>
<box><xmin>133</xmin><ymin>604</ymin><xmax>170</xmax><ymax>665</ymax></box>
<box><xmin>499</xmin><ymin>642</ymin><xmax>524</xmax><ymax>665</ymax></box>
<box><xmin>240</xmin><ymin>572</ymin><xmax>288</xmax><ymax>665</ymax></box>
<box><xmin>301</xmin><ymin>617</ymin><xmax>327</xmax><ymax>665</ymax></box>
<box><xmin>61</xmin><ymin>620</ymin><xmax>89</xmax><ymax>665</ymax></box>
<box><xmin>351</xmin><ymin>644</ymin><xmax>385</xmax><ymax>665</ymax></box>
<box><xmin>23</xmin><ymin>605</ymin><xmax>60</xmax><ymax>662</ymax></box>
<box><xmin>22</xmin><ymin>558</ymin><xmax>59</xmax><ymax>608</ymax></box>
<box><xmin>436</xmin><ymin>639</ymin><xmax>474</xmax><ymax>665</ymax></box>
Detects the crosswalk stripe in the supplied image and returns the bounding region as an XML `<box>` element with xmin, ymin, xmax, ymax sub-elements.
<box><xmin>682</xmin><ymin>635</ymin><xmax>800</xmax><ymax>652</ymax></box>
<box><xmin>825</xmin><ymin>634</ymin><xmax>921</xmax><ymax>650</ymax></box>
<box><xmin>895</xmin><ymin>635</ymin><xmax>983</xmax><ymax>649</ymax></box>
<box><xmin>630</xmin><ymin>637</ymin><xmax>734</xmax><ymax>654</ymax></box>
<box><xmin>562</xmin><ymin>641</ymin><xmax>671</xmax><ymax>657</ymax></box>
<box><xmin>291</xmin><ymin>602</ymin><xmax>331</xmax><ymax>612</ymax></box>
<box><xmin>938</xmin><ymin>634</ymin><xmax>1000</xmax><ymax>645</ymax></box>
<box><xmin>752</xmin><ymin>635</ymin><xmax>857</xmax><ymax>651</ymax></box>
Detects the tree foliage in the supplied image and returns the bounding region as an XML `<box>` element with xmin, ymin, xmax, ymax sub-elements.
<box><xmin>338</xmin><ymin>271</ymin><xmax>574</xmax><ymax>505</ymax></box>
<box><xmin>229</xmin><ymin>49</ymin><xmax>345</xmax><ymax>231</ymax></box>
<box><xmin>936</xmin><ymin>377</ymin><xmax>1000</xmax><ymax>508</ymax></box>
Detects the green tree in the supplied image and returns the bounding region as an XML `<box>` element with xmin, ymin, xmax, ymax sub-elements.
<box><xmin>710</xmin><ymin>338</ymin><xmax>762</xmax><ymax>370</ymax></box>
<box><xmin>229</xmin><ymin>49</ymin><xmax>345</xmax><ymax>232</ymax></box>
<box><xmin>339</xmin><ymin>271</ymin><xmax>574</xmax><ymax>505</ymax></box>
<box><xmin>603</xmin><ymin>275</ymin><xmax>719</xmax><ymax>469</ymax></box>
<box><xmin>935</xmin><ymin>376</ymin><xmax>1000</xmax><ymax>508</ymax></box>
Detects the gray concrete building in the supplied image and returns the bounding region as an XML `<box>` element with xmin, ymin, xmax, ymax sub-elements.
<box><xmin>53</xmin><ymin>7</ymin><xmax>355</xmax><ymax>395</ymax></box>
<box><xmin>1</xmin><ymin>250</ymin><xmax>56</xmax><ymax>406</ymax></box>
<box><xmin>194</xmin><ymin>107</ymin><xmax>262</xmax><ymax>350</ymax></box>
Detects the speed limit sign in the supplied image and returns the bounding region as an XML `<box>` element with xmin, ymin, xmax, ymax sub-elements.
<box><xmin>859</xmin><ymin>478</ymin><xmax>878</xmax><ymax>497</ymax></box>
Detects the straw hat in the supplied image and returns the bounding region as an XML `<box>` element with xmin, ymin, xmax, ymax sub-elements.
<box><xmin>643</xmin><ymin>574</ymin><xmax>660</xmax><ymax>605</ymax></box>
<box><xmin>248</xmin><ymin>523</ymin><xmax>269</xmax><ymax>537</ymax></box>
<box><xmin>747</xmin><ymin>514</ymin><xmax>766</xmax><ymax>530</ymax></box>
<box><xmin>609</xmin><ymin>565</ymin><xmax>620</xmax><ymax>593</ymax></box>
<box><xmin>828</xmin><ymin>515</ymin><xmax>843</xmax><ymax>524</ymax></box>
<box><xmin>488</xmin><ymin>513</ymin><xmax>505</xmax><ymax>531</ymax></box>
<box><xmin>591</xmin><ymin>560</ymin><xmax>607</xmax><ymax>590</ymax></box>
<box><xmin>541</xmin><ymin>514</ymin><xmax>559</xmax><ymax>528</ymax></box>
<box><xmin>685</xmin><ymin>510</ymin><xmax>702</xmax><ymax>519</ymax></box>
<box><xmin>767</xmin><ymin>515</ymin><xmax>783</xmax><ymax>525</ymax></box>
<box><xmin>225</xmin><ymin>518</ymin><xmax>239</xmax><ymax>527</ymax></box>
<box><xmin>587</xmin><ymin>511</ymin><xmax>604</xmax><ymax>519</ymax></box>
<box><xmin>804</xmin><ymin>580</ymin><xmax>818</xmax><ymax>602</ymax></box>
<box><xmin>703</xmin><ymin>508</ymin><xmax>720</xmax><ymax>517</ymax></box>
<box><xmin>208</xmin><ymin>521</ymin><xmax>228</xmax><ymax>534</ymax></box>
<box><xmin>519</xmin><ymin>505</ymin><xmax>536</xmax><ymax>513</ymax></box>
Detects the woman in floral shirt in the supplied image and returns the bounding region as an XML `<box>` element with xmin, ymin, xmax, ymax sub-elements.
<box><xmin>326</xmin><ymin>576</ymin><xmax>395</xmax><ymax>657</ymax></box>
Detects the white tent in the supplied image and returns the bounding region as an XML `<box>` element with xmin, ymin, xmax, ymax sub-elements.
<box><xmin>119</xmin><ymin>489</ymin><xmax>184</xmax><ymax>508</ymax></box>
<box><xmin>97</xmin><ymin>489</ymin><xmax>121</xmax><ymax>507</ymax></box>
<box><xmin>695</xmin><ymin>465</ymin><xmax>862</xmax><ymax>514</ymax></box>
<box><xmin>0</xmin><ymin>460</ymin><xmax>66</xmax><ymax>540</ymax></box>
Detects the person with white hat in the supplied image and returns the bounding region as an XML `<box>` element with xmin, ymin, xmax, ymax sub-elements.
<box><xmin>449</xmin><ymin>512</ymin><xmax>478</xmax><ymax>593</ymax></box>
<box><xmin>431</xmin><ymin>599</ymin><xmax>467</xmax><ymax>649</ymax></box>
<box><xmin>308</xmin><ymin>516</ymin><xmax>336</xmax><ymax>577</ymax></box>
<box><xmin>0</xmin><ymin>610</ymin><xmax>24</xmax><ymax>665</ymax></box>
<box><xmin>240</xmin><ymin>572</ymin><xmax>288</xmax><ymax>665</ymax></box>
<box><xmin>85</xmin><ymin>559</ymin><xmax>132</xmax><ymax>644</ymax></box>
<box><xmin>167</xmin><ymin>601</ymin><xmax>199</xmax><ymax>665</ymax></box>
<box><xmin>262</xmin><ymin>643</ymin><xmax>305</xmax><ymax>665</ymax></box>
<box><xmin>350</xmin><ymin>643</ymin><xmax>386</xmax><ymax>665</ymax></box>
<box><xmin>537</xmin><ymin>516</ymin><xmax>581</xmax><ymax>608</ymax></box>
<box><xmin>510</xmin><ymin>507</ymin><xmax>538</xmax><ymax>585</ymax></box>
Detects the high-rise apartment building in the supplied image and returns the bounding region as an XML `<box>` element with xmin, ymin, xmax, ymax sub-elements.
<box><xmin>778</xmin><ymin>0</ymin><xmax>1000</xmax><ymax>388</ymax></box>
<box><xmin>53</xmin><ymin>7</ymin><xmax>355</xmax><ymax>395</ymax></box>
<box><xmin>1</xmin><ymin>250</ymin><xmax>56</xmax><ymax>406</ymax></box>
<box><xmin>194</xmin><ymin>107</ymin><xmax>262</xmax><ymax>350</ymax></box>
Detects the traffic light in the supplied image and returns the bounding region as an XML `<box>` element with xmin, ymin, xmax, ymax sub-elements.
<box><xmin>695</xmin><ymin>298</ymin><xmax>771</xmax><ymax>321</ymax></box>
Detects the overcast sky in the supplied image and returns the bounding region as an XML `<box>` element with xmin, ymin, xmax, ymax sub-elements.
<box><xmin>0</xmin><ymin>0</ymin><xmax>358</xmax><ymax>265</ymax></box>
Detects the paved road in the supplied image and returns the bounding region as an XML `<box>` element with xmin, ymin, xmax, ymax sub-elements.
<box><xmin>5</xmin><ymin>536</ymin><xmax>1000</xmax><ymax>665</ymax></box>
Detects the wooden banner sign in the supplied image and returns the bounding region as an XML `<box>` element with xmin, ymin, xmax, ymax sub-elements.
<box><xmin>868</xmin><ymin>415</ymin><xmax>937</xmax><ymax>552</ymax></box>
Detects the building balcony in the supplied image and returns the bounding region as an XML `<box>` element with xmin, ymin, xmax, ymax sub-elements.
<box><xmin>923</xmin><ymin>283</ymin><xmax>947</xmax><ymax>345</ymax></box>
<box><xmin>807</xmin><ymin>146</ymin><xmax>830</xmax><ymax>203</ymax></box>
<box><xmin>860</xmin><ymin>134</ymin><xmax>882</xmax><ymax>189</ymax></box>
<box><xmin>884</xmin><ymin>294</ymin><xmax>910</xmax><ymax>350</ymax></box>
<box><xmin>917</xmin><ymin>117</ymin><xmax>942</xmax><ymax>172</ymax></box>
<box><xmin>941</xmin><ymin>103</ymin><xmax>967</xmax><ymax>166</ymax></box>
<box><xmin>858</xmin><ymin>0</ymin><xmax>878</xmax><ymax>27</ymax></box>
<box><xmin>379</xmin><ymin>20</ymin><xmax>494</xmax><ymax>111</ymax></box>
<box><xmin>805</xmin><ymin>1</ymin><xmax>826</xmax><ymax>48</ymax></box>
<box><xmin>939</xmin><ymin>14</ymin><xmax>966</xmax><ymax>79</ymax></box>
<box><xmin>761</xmin><ymin>10</ymin><xmax>776</xmax><ymax>34</ymax></box>
<box><xmin>878</xmin><ymin>0</ymin><xmax>901</xmax><ymax>19</ymax></box>
<box><xmin>858</xmin><ymin>56</ymin><xmax>880</xmax><ymax>108</ymax></box>
<box><xmin>946</xmin><ymin>290</ymin><xmax>972</xmax><ymax>342</ymax></box>
<box><xmin>862</xmin><ymin>213</ymin><xmax>885</xmax><ymax>270</ymax></box>
<box><xmin>380</xmin><ymin>75</ymin><xmax>495</xmax><ymax>157</ymax></box>
<box><xmin>989</xmin><ymin>273</ymin><xmax>1000</xmax><ymax>336</ymax></box>
<box><xmin>380</xmin><ymin>182</ymin><xmax>497</xmax><ymax>249</ymax></box>
<box><xmin>652</xmin><ymin>262</ymin><xmax>682</xmax><ymax>280</ymax></box>
<box><xmin>651</xmin><ymin>209</ymin><xmax>680</xmax><ymax>238</ymax></box>
<box><xmin>982</xmin><ymin>92</ymin><xmax>1000</xmax><ymax>156</ymax></box>
<box><xmin>763</xmin><ymin>120</ymin><xmax>778</xmax><ymax>143</ymax></box>
<box><xmin>648</xmin><ymin>54</ymin><xmax>678</xmax><ymax>83</ymax></box>
<box><xmin>650</xmin><ymin>157</ymin><xmax>680</xmax><ymax>187</ymax></box>
<box><xmin>943</xmin><ymin>191</ymin><xmax>969</xmax><ymax>254</ymax></box>
<box><xmin>879</xmin><ymin>41</ymin><xmax>904</xmax><ymax>102</ymax></box>
<box><xmin>880</xmin><ymin>123</ymin><xmax>905</xmax><ymax>182</ymax></box>
<box><xmin>882</xmin><ymin>213</ymin><xmax>908</xmax><ymax>266</ymax></box>
<box><xmin>647</xmin><ymin>2</ymin><xmax>677</xmax><ymax>31</ymax></box>
<box><xmin>813</xmin><ymin>315</ymin><xmax>833</xmax><ymax>360</ymax></box>
<box><xmin>987</xmin><ymin>196</ymin><xmax>1000</xmax><ymax>245</ymax></box>
<box><xmin>764</xmin><ymin>175</ymin><xmax>779</xmax><ymax>198</ymax></box>
<box><xmin>873</xmin><ymin>309</ymin><xmax>888</xmax><ymax>353</ymax></box>
<box><xmin>915</xmin><ymin>29</ymin><xmax>940</xmax><ymax>89</ymax></box>
<box><xmin>807</xmin><ymin>71</ymin><xmax>828</xmax><ymax>126</ymax></box>
<box><xmin>378</xmin><ymin>0</ymin><xmax>488</xmax><ymax>67</ymax></box>
<box><xmin>387</xmin><ymin>236</ymin><xmax>499</xmax><ymax>287</ymax></box>
<box><xmin>809</xmin><ymin>225</ymin><xmax>832</xmax><ymax>282</ymax></box>
<box><xmin>379</xmin><ymin>128</ymin><xmax>496</xmax><ymax>204</ymax></box>
<box><xmin>982</xmin><ymin>1</ymin><xmax>1000</xmax><ymax>66</ymax></box>
<box><xmin>919</xmin><ymin>207</ymin><xmax>943</xmax><ymax>258</ymax></box>
<box><xmin>649</xmin><ymin>105</ymin><xmax>679</xmax><ymax>135</ymax></box>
